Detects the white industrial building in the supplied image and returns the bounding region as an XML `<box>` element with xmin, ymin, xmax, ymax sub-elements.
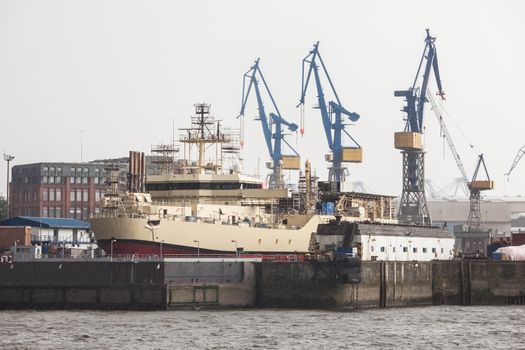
<box><xmin>426</xmin><ymin>196</ymin><xmax>525</xmax><ymax>235</ymax></box>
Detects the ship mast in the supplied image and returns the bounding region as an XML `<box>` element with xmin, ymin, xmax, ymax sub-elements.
<box><xmin>179</xmin><ymin>103</ymin><xmax>234</xmax><ymax>174</ymax></box>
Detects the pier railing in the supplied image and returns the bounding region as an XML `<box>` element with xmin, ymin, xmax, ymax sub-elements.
<box><xmin>7</xmin><ymin>252</ymin><xmax>305</xmax><ymax>263</ymax></box>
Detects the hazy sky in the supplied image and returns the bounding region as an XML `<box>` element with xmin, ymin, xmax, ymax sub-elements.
<box><xmin>1</xmin><ymin>0</ymin><xmax>524</xmax><ymax>197</ymax></box>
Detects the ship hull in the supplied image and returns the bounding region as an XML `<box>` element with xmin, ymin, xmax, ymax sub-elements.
<box><xmin>90</xmin><ymin>215</ymin><xmax>319</xmax><ymax>256</ymax></box>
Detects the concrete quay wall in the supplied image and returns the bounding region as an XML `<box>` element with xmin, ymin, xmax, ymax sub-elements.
<box><xmin>433</xmin><ymin>261</ymin><xmax>525</xmax><ymax>306</ymax></box>
<box><xmin>256</xmin><ymin>261</ymin><xmax>433</xmax><ymax>309</ymax></box>
<box><xmin>0</xmin><ymin>261</ymin><xmax>166</xmax><ymax>310</ymax></box>
<box><xmin>256</xmin><ymin>261</ymin><xmax>525</xmax><ymax>309</ymax></box>
<box><xmin>167</xmin><ymin>262</ymin><xmax>256</xmax><ymax>308</ymax></box>
<box><xmin>0</xmin><ymin>261</ymin><xmax>256</xmax><ymax>310</ymax></box>
<box><xmin>1</xmin><ymin>260</ymin><xmax>525</xmax><ymax>310</ymax></box>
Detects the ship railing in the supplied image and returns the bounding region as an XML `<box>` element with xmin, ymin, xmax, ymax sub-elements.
<box><xmin>107</xmin><ymin>253</ymin><xmax>266</xmax><ymax>262</ymax></box>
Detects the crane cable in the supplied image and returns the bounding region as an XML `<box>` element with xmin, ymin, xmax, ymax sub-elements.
<box><xmin>436</xmin><ymin>95</ymin><xmax>476</xmax><ymax>154</ymax></box>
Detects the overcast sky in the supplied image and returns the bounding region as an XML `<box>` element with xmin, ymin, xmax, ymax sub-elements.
<box><xmin>1</xmin><ymin>0</ymin><xmax>524</xmax><ymax>198</ymax></box>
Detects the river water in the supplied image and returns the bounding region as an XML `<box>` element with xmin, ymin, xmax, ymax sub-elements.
<box><xmin>0</xmin><ymin>306</ymin><xmax>523</xmax><ymax>349</ymax></box>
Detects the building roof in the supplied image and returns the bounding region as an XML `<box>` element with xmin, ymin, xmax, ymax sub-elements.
<box><xmin>0</xmin><ymin>217</ymin><xmax>90</xmax><ymax>229</ymax></box>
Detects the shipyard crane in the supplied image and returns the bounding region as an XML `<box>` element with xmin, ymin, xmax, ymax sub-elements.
<box><xmin>394</xmin><ymin>29</ymin><xmax>445</xmax><ymax>225</ymax></box>
<box><xmin>297</xmin><ymin>41</ymin><xmax>362</xmax><ymax>191</ymax></box>
<box><xmin>239</xmin><ymin>58</ymin><xmax>300</xmax><ymax>189</ymax></box>
<box><xmin>505</xmin><ymin>145</ymin><xmax>525</xmax><ymax>179</ymax></box>
<box><xmin>467</xmin><ymin>154</ymin><xmax>494</xmax><ymax>230</ymax></box>
<box><xmin>428</xmin><ymin>91</ymin><xmax>495</xmax><ymax>229</ymax></box>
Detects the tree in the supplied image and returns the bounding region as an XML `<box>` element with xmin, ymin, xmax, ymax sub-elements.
<box><xmin>0</xmin><ymin>195</ymin><xmax>7</xmax><ymax>220</ymax></box>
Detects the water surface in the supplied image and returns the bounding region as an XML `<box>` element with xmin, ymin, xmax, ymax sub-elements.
<box><xmin>0</xmin><ymin>306</ymin><xmax>522</xmax><ymax>349</ymax></box>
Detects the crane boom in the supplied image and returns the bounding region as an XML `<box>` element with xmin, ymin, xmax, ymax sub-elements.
<box><xmin>427</xmin><ymin>90</ymin><xmax>469</xmax><ymax>182</ymax></box>
<box><xmin>239</xmin><ymin>58</ymin><xmax>299</xmax><ymax>189</ymax></box>
<box><xmin>505</xmin><ymin>145</ymin><xmax>525</xmax><ymax>177</ymax></box>
<box><xmin>298</xmin><ymin>41</ymin><xmax>361</xmax><ymax>187</ymax></box>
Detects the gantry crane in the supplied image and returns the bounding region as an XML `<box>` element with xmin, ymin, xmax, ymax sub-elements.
<box><xmin>467</xmin><ymin>154</ymin><xmax>494</xmax><ymax>230</ymax></box>
<box><xmin>394</xmin><ymin>29</ymin><xmax>445</xmax><ymax>225</ymax></box>
<box><xmin>428</xmin><ymin>92</ymin><xmax>494</xmax><ymax>230</ymax></box>
<box><xmin>240</xmin><ymin>58</ymin><xmax>300</xmax><ymax>189</ymax></box>
<box><xmin>297</xmin><ymin>41</ymin><xmax>362</xmax><ymax>191</ymax></box>
<box><xmin>505</xmin><ymin>145</ymin><xmax>525</xmax><ymax>179</ymax></box>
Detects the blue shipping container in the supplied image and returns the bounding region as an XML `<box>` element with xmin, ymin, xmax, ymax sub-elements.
<box><xmin>322</xmin><ymin>202</ymin><xmax>335</xmax><ymax>215</ymax></box>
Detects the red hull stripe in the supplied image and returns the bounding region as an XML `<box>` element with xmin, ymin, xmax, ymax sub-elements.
<box><xmin>97</xmin><ymin>239</ymin><xmax>306</xmax><ymax>256</ymax></box>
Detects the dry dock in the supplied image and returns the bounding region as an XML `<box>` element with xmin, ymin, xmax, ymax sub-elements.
<box><xmin>0</xmin><ymin>259</ymin><xmax>524</xmax><ymax>310</ymax></box>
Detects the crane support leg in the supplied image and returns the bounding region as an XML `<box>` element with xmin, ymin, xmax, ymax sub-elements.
<box><xmin>467</xmin><ymin>189</ymin><xmax>482</xmax><ymax>230</ymax></box>
<box><xmin>398</xmin><ymin>150</ymin><xmax>431</xmax><ymax>225</ymax></box>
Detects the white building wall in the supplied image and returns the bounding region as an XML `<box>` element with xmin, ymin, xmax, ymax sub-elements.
<box><xmin>356</xmin><ymin>234</ymin><xmax>455</xmax><ymax>261</ymax></box>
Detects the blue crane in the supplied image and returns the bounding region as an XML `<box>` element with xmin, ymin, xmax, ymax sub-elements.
<box><xmin>394</xmin><ymin>29</ymin><xmax>445</xmax><ymax>225</ymax></box>
<box><xmin>239</xmin><ymin>58</ymin><xmax>300</xmax><ymax>189</ymax></box>
<box><xmin>297</xmin><ymin>41</ymin><xmax>361</xmax><ymax>188</ymax></box>
<box><xmin>395</xmin><ymin>29</ymin><xmax>445</xmax><ymax>133</ymax></box>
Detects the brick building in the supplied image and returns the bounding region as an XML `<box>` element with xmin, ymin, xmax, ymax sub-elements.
<box><xmin>9</xmin><ymin>162</ymin><xmax>109</xmax><ymax>220</ymax></box>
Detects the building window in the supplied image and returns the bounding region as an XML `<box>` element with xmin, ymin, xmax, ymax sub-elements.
<box><xmin>76</xmin><ymin>177</ymin><xmax>81</xmax><ymax>184</ymax></box>
<box><xmin>422</xmin><ymin>248</ymin><xmax>428</xmax><ymax>253</ymax></box>
<box><xmin>82</xmin><ymin>177</ymin><xmax>88</xmax><ymax>184</ymax></box>
<box><xmin>403</xmin><ymin>247</ymin><xmax>408</xmax><ymax>253</ymax></box>
<box><xmin>371</xmin><ymin>246</ymin><xmax>374</xmax><ymax>252</ymax></box>
<box><xmin>76</xmin><ymin>189</ymin><xmax>82</xmax><ymax>202</ymax></box>
<box><xmin>57</xmin><ymin>167</ymin><xmax>62</xmax><ymax>176</ymax></box>
<box><xmin>432</xmin><ymin>248</ymin><xmax>436</xmax><ymax>254</ymax></box>
<box><xmin>42</xmin><ymin>207</ymin><xmax>48</xmax><ymax>217</ymax></box>
<box><xmin>32</xmin><ymin>191</ymin><xmax>37</xmax><ymax>201</ymax></box>
<box><xmin>43</xmin><ymin>166</ymin><xmax>49</xmax><ymax>176</ymax></box>
<box><xmin>94</xmin><ymin>177</ymin><xmax>99</xmax><ymax>184</ymax></box>
<box><xmin>83</xmin><ymin>190</ymin><xmax>88</xmax><ymax>202</ymax></box>
<box><xmin>82</xmin><ymin>208</ymin><xmax>88</xmax><ymax>220</ymax></box>
<box><xmin>49</xmin><ymin>176</ymin><xmax>55</xmax><ymax>184</ymax></box>
<box><xmin>49</xmin><ymin>207</ymin><xmax>55</xmax><ymax>218</ymax></box>
<box><xmin>55</xmin><ymin>176</ymin><xmax>61</xmax><ymax>184</ymax></box>
<box><xmin>49</xmin><ymin>167</ymin><xmax>55</xmax><ymax>176</ymax></box>
<box><xmin>413</xmin><ymin>247</ymin><xmax>418</xmax><ymax>253</ymax></box>
<box><xmin>69</xmin><ymin>208</ymin><xmax>75</xmax><ymax>219</ymax></box>
<box><xmin>56</xmin><ymin>189</ymin><xmax>62</xmax><ymax>201</ymax></box>
<box><xmin>43</xmin><ymin>189</ymin><xmax>49</xmax><ymax>201</ymax></box>
<box><xmin>380</xmin><ymin>247</ymin><xmax>385</xmax><ymax>253</ymax></box>
<box><xmin>71</xmin><ymin>167</ymin><xmax>76</xmax><ymax>175</ymax></box>
<box><xmin>56</xmin><ymin>207</ymin><xmax>62</xmax><ymax>218</ymax></box>
<box><xmin>49</xmin><ymin>189</ymin><xmax>55</xmax><ymax>201</ymax></box>
<box><xmin>441</xmin><ymin>248</ymin><xmax>444</xmax><ymax>254</ymax></box>
<box><xmin>70</xmin><ymin>176</ymin><xmax>74</xmax><ymax>184</ymax></box>
<box><xmin>42</xmin><ymin>176</ymin><xmax>48</xmax><ymax>184</ymax></box>
<box><xmin>70</xmin><ymin>190</ymin><xmax>75</xmax><ymax>202</ymax></box>
<box><xmin>95</xmin><ymin>168</ymin><xmax>100</xmax><ymax>176</ymax></box>
<box><xmin>83</xmin><ymin>167</ymin><xmax>89</xmax><ymax>175</ymax></box>
<box><xmin>95</xmin><ymin>190</ymin><xmax>100</xmax><ymax>202</ymax></box>
<box><xmin>393</xmin><ymin>247</ymin><xmax>396</xmax><ymax>253</ymax></box>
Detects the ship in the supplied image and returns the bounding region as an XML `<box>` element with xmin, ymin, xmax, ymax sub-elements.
<box><xmin>90</xmin><ymin>103</ymin><xmax>455</xmax><ymax>260</ymax></box>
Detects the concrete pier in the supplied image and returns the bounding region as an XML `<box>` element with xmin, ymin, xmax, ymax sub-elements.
<box><xmin>1</xmin><ymin>260</ymin><xmax>525</xmax><ymax>310</ymax></box>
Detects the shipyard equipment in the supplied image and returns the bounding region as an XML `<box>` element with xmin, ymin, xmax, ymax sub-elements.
<box><xmin>429</xmin><ymin>92</ymin><xmax>495</xmax><ymax>231</ymax></box>
<box><xmin>394</xmin><ymin>29</ymin><xmax>445</xmax><ymax>225</ymax></box>
<box><xmin>505</xmin><ymin>145</ymin><xmax>525</xmax><ymax>179</ymax></box>
<box><xmin>297</xmin><ymin>42</ymin><xmax>361</xmax><ymax>191</ymax></box>
<box><xmin>467</xmin><ymin>154</ymin><xmax>494</xmax><ymax>230</ymax></box>
<box><xmin>240</xmin><ymin>58</ymin><xmax>300</xmax><ymax>189</ymax></box>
